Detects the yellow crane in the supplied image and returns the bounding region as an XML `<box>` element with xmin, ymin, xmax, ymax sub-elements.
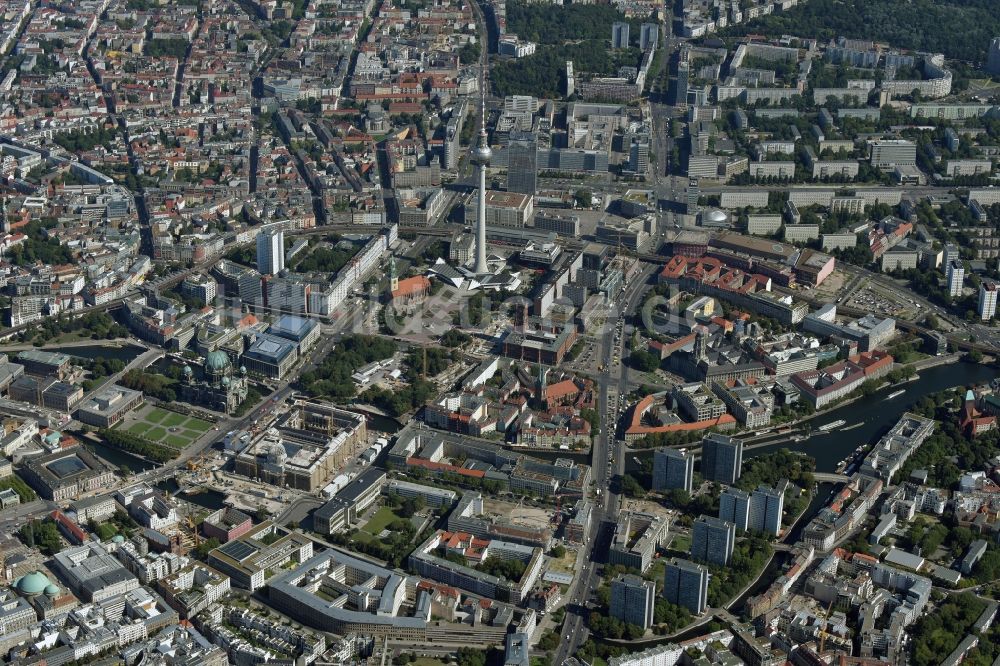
<box><xmin>818</xmin><ymin>599</ymin><xmax>834</xmax><ymax>653</ymax></box>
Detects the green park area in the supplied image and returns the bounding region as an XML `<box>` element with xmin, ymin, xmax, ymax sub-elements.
<box><xmin>352</xmin><ymin>506</ymin><xmax>403</xmax><ymax>544</ymax></box>
<box><xmin>121</xmin><ymin>406</ymin><xmax>212</xmax><ymax>450</ymax></box>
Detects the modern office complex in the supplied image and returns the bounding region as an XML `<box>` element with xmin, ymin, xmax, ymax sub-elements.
<box><xmin>207</xmin><ymin>522</ymin><xmax>314</xmax><ymax>591</ymax></box>
<box><xmin>52</xmin><ymin>542</ymin><xmax>139</xmax><ymax>603</ymax></box>
<box><xmin>409</xmin><ymin>530</ymin><xmax>544</xmax><ymax>603</ymax></box>
<box><xmin>313</xmin><ymin>468</ymin><xmax>387</xmax><ymax>534</ymax></box>
<box><xmin>609</xmin><ymin>511</ymin><xmax>669</xmax><ymax>573</ymax></box>
<box><xmin>506</xmin><ymin>132</ymin><xmax>537</xmax><ymax>195</ymax></box>
<box><xmin>269</xmin><ymin>549</ymin><xmax>525</xmax><ymax>643</ymax></box>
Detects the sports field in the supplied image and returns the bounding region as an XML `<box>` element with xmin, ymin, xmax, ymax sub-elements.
<box><xmin>120</xmin><ymin>406</ymin><xmax>212</xmax><ymax>449</ymax></box>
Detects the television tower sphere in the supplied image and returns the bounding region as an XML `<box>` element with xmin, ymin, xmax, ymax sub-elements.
<box><xmin>472</xmin><ymin>133</ymin><xmax>492</xmax><ymax>164</ymax></box>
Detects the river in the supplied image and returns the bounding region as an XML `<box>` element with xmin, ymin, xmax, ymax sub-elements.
<box><xmin>65</xmin><ymin>343</ymin><xmax>146</xmax><ymax>363</ymax></box>
<box><xmin>744</xmin><ymin>361</ymin><xmax>995</xmax><ymax>472</ymax></box>
<box><xmin>626</xmin><ymin>360</ymin><xmax>996</xmax><ymax>475</ymax></box>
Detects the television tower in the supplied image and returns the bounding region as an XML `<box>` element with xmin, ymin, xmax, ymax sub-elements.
<box><xmin>472</xmin><ymin>80</ymin><xmax>491</xmax><ymax>274</ymax></box>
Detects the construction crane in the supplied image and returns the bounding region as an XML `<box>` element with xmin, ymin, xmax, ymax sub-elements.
<box><xmin>818</xmin><ymin>599</ymin><xmax>834</xmax><ymax>653</ymax></box>
<box><xmin>186</xmin><ymin>514</ymin><xmax>201</xmax><ymax>548</ymax></box>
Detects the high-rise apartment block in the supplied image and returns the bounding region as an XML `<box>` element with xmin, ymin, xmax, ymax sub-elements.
<box><xmin>691</xmin><ymin>515</ymin><xmax>735</xmax><ymax>567</ymax></box>
<box><xmin>610</xmin><ymin>574</ymin><xmax>656</xmax><ymax>629</ymax></box>
<box><xmin>719</xmin><ymin>487</ymin><xmax>751</xmax><ymax>531</ymax></box>
<box><xmin>989</xmin><ymin>38</ymin><xmax>1000</xmax><ymax>76</ymax></box>
<box><xmin>700</xmin><ymin>434</ymin><xmax>743</xmax><ymax>484</ymax></box>
<box><xmin>947</xmin><ymin>260</ymin><xmax>965</xmax><ymax>298</ymax></box>
<box><xmin>256</xmin><ymin>227</ymin><xmax>285</xmax><ymax>276</ymax></box>
<box><xmin>612</xmin><ymin>22</ymin><xmax>630</xmax><ymax>49</ymax></box>
<box><xmin>639</xmin><ymin>23</ymin><xmax>659</xmax><ymax>50</ymax></box>
<box><xmin>663</xmin><ymin>558</ymin><xmax>709</xmax><ymax>615</ymax></box>
<box><xmin>749</xmin><ymin>485</ymin><xmax>785</xmax><ymax>536</ymax></box>
<box><xmin>943</xmin><ymin>243</ymin><xmax>960</xmax><ymax>268</ymax></box>
<box><xmin>979</xmin><ymin>281</ymin><xmax>998</xmax><ymax>321</ymax></box>
<box><xmin>653</xmin><ymin>448</ymin><xmax>694</xmax><ymax>493</ymax></box>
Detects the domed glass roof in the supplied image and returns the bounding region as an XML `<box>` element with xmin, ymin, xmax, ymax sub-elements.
<box><xmin>205</xmin><ymin>351</ymin><xmax>230</xmax><ymax>372</ymax></box>
<box><xmin>707</xmin><ymin>209</ymin><xmax>727</xmax><ymax>223</ymax></box>
<box><xmin>15</xmin><ymin>571</ymin><xmax>51</xmax><ymax>596</ymax></box>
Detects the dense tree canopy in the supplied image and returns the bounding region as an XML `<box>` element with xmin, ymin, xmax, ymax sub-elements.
<box><xmin>720</xmin><ymin>0</ymin><xmax>1000</xmax><ymax>63</ymax></box>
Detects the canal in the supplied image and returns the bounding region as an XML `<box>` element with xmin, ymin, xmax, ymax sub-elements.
<box><xmin>156</xmin><ymin>479</ymin><xmax>227</xmax><ymax>511</ymax></box>
<box><xmin>85</xmin><ymin>441</ymin><xmax>156</xmax><ymax>473</ymax></box>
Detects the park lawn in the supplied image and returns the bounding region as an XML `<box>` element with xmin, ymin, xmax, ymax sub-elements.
<box><xmin>670</xmin><ymin>535</ymin><xmax>691</xmax><ymax>553</ymax></box>
<box><xmin>362</xmin><ymin>506</ymin><xmax>401</xmax><ymax>536</ymax></box>
<box><xmin>144</xmin><ymin>409</ymin><xmax>168</xmax><ymax>424</ymax></box>
<box><xmin>183</xmin><ymin>417</ymin><xmax>212</xmax><ymax>433</ymax></box>
<box><xmin>146</xmin><ymin>426</ymin><xmax>167</xmax><ymax>441</ymax></box>
<box><xmin>126</xmin><ymin>422</ymin><xmax>158</xmax><ymax>438</ymax></box>
<box><xmin>411</xmin><ymin>659</ymin><xmax>449</xmax><ymax>666</ymax></box>
<box><xmin>165</xmin><ymin>434</ymin><xmax>190</xmax><ymax>449</ymax></box>
<box><xmin>161</xmin><ymin>412</ymin><xmax>186</xmax><ymax>428</ymax></box>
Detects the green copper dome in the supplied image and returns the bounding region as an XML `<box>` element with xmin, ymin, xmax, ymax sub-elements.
<box><xmin>205</xmin><ymin>351</ymin><xmax>230</xmax><ymax>373</ymax></box>
<box><xmin>44</xmin><ymin>584</ymin><xmax>58</xmax><ymax>597</ymax></box>
<box><xmin>15</xmin><ymin>571</ymin><xmax>51</xmax><ymax>596</ymax></box>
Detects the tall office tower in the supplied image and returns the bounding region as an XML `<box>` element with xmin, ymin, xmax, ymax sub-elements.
<box><xmin>565</xmin><ymin>61</ymin><xmax>575</xmax><ymax>98</ymax></box>
<box><xmin>947</xmin><ymin>260</ymin><xmax>965</xmax><ymax>298</ymax></box>
<box><xmin>612</xmin><ymin>22</ymin><xmax>630</xmax><ymax>49</ymax></box>
<box><xmin>663</xmin><ymin>558</ymin><xmax>709</xmax><ymax>615</ymax></box>
<box><xmin>653</xmin><ymin>448</ymin><xmax>694</xmax><ymax>493</ymax></box>
<box><xmin>749</xmin><ymin>485</ymin><xmax>784</xmax><ymax>536</ymax></box>
<box><xmin>640</xmin><ymin>23</ymin><xmax>659</xmax><ymax>50</ymax></box>
<box><xmin>471</xmin><ymin>92</ymin><xmax>492</xmax><ymax>274</ymax></box>
<box><xmin>700</xmin><ymin>434</ymin><xmax>743</xmax><ymax>484</ymax></box>
<box><xmin>685</xmin><ymin>177</ymin><xmax>700</xmax><ymax>214</ymax></box>
<box><xmin>506</xmin><ymin>132</ymin><xmax>537</xmax><ymax>195</ymax></box>
<box><xmin>691</xmin><ymin>515</ymin><xmax>735</xmax><ymax>566</ymax></box>
<box><xmin>610</xmin><ymin>574</ymin><xmax>656</xmax><ymax>629</ymax></box>
<box><xmin>989</xmin><ymin>38</ymin><xmax>1000</xmax><ymax>76</ymax></box>
<box><xmin>719</xmin><ymin>487</ymin><xmax>751</xmax><ymax>532</ymax></box>
<box><xmin>979</xmin><ymin>281</ymin><xmax>998</xmax><ymax>321</ymax></box>
<box><xmin>629</xmin><ymin>140</ymin><xmax>650</xmax><ymax>174</ymax></box>
<box><xmin>675</xmin><ymin>61</ymin><xmax>690</xmax><ymax>106</ymax></box>
<box><xmin>256</xmin><ymin>227</ymin><xmax>284</xmax><ymax>276</ymax></box>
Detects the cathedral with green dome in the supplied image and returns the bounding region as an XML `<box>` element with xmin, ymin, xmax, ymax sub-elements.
<box><xmin>179</xmin><ymin>350</ymin><xmax>249</xmax><ymax>415</ymax></box>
